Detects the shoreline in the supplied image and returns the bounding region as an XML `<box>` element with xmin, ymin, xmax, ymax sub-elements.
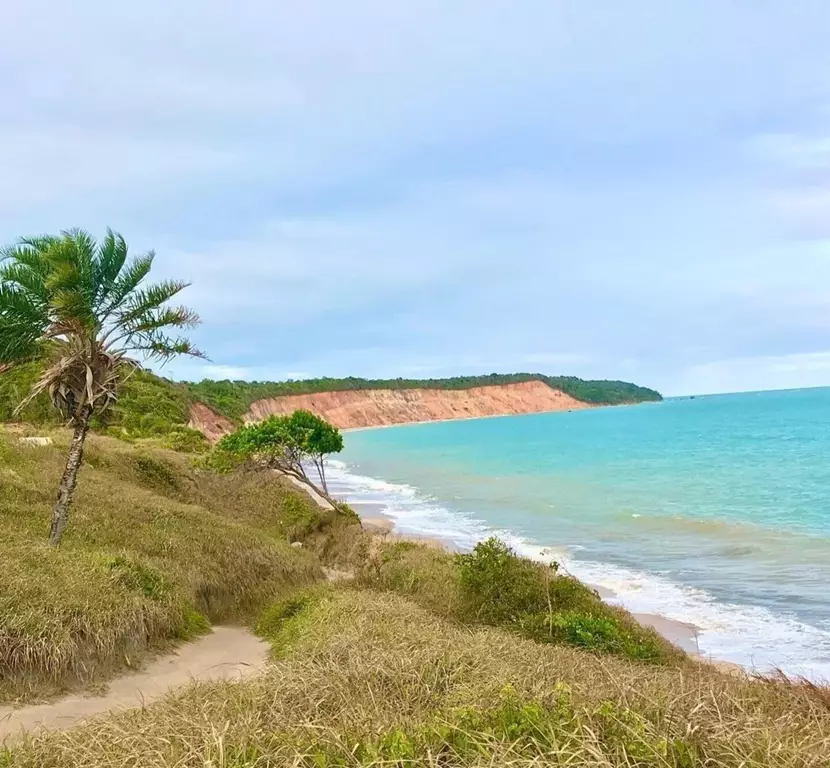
<box><xmin>358</xmin><ymin>511</ymin><xmax>714</xmax><ymax>663</ymax></box>
<box><xmin>342</xmin><ymin>401</ymin><xmax>657</xmax><ymax>434</ymax></box>
<box><xmin>342</xmin><ymin>410</ymin><xmax>574</xmax><ymax>433</ymax></box>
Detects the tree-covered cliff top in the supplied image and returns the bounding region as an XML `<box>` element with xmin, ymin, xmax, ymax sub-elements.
<box><xmin>183</xmin><ymin>373</ymin><xmax>662</xmax><ymax>422</ymax></box>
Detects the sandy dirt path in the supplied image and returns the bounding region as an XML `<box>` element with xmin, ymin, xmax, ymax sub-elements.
<box><xmin>0</xmin><ymin>626</ymin><xmax>270</xmax><ymax>742</ymax></box>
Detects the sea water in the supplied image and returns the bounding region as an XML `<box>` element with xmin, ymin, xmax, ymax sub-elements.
<box><xmin>327</xmin><ymin>387</ymin><xmax>830</xmax><ymax>678</ymax></box>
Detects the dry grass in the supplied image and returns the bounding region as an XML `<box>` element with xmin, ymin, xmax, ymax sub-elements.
<box><xmin>0</xmin><ymin>429</ymin><xmax>332</xmax><ymax>703</ymax></box>
<box><xmin>5</xmin><ymin>588</ymin><xmax>829</xmax><ymax>766</ymax></box>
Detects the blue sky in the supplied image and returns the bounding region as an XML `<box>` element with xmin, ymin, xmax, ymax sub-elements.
<box><xmin>2</xmin><ymin>2</ymin><xmax>829</xmax><ymax>395</ymax></box>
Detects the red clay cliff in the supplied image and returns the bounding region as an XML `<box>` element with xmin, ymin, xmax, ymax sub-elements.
<box><xmin>190</xmin><ymin>380</ymin><xmax>590</xmax><ymax>439</ymax></box>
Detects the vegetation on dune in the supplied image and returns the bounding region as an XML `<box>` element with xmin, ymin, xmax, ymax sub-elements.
<box><xmin>6</xmin><ymin>589</ymin><xmax>829</xmax><ymax>767</ymax></box>
<box><xmin>358</xmin><ymin>537</ymin><xmax>681</xmax><ymax>664</ymax></box>
<box><xmin>2</xmin><ymin>427</ymin><xmax>830</xmax><ymax>766</ymax></box>
<box><xmin>0</xmin><ymin>428</ymin><xmax>332</xmax><ymax>703</ymax></box>
<box><xmin>0</xmin><ymin>228</ymin><xmax>202</xmax><ymax>543</ymax></box>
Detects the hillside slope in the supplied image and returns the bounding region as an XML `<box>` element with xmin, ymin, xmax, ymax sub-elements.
<box><xmin>0</xmin><ymin>428</ymin><xmax>335</xmax><ymax>703</ymax></box>
<box><xmin>7</xmin><ymin>588</ymin><xmax>830</xmax><ymax>766</ymax></box>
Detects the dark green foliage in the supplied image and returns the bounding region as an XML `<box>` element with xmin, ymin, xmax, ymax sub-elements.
<box><xmin>0</xmin><ymin>360</ymin><xmax>203</xmax><ymax>444</ymax></box>
<box><xmin>359</xmin><ymin>536</ymin><xmax>679</xmax><ymax>662</ymax></box>
<box><xmin>0</xmin><ymin>358</ymin><xmax>56</xmax><ymax>424</ymax></box>
<box><xmin>449</xmin><ymin>538</ymin><xmax>678</xmax><ymax>661</ymax></box>
<box><xmin>455</xmin><ymin>536</ymin><xmax>559</xmax><ymax>623</ymax></box>
<box><xmin>3</xmin><ymin>363</ymin><xmax>661</xmax><ymax>438</ymax></box>
<box><xmin>161</xmin><ymin>427</ymin><xmax>209</xmax><ymax>454</ymax></box>
<box><xmin>100</xmin><ymin>368</ymin><xmax>191</xmax><ymax>434</ymax></box>
<box><xmin>217</xmin><ymin>410</ymin><xmax>343</xmax><ymax>492</ymax></box>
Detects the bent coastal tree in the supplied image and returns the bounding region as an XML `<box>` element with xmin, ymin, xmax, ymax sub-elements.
<box><xmin>0</xmin><ymin>229</ymin><xmax>202</xmax><ymax>544</ymax></box>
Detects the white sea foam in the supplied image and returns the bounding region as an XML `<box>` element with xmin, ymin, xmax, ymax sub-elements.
<box><xmin>326</xmin><ymin>459</ymin><xmax>830</xmax><ymax>680</ymax></box>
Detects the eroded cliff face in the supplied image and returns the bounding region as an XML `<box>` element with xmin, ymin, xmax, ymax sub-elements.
<box><xmin>188</xmin><ymin>402</ymin><xmax>235</xmax><ymax>442</ymax></box>
<box><xmin>243</xmin><ymin>380</ymin><xmax>589</xmax><ymax>430</ymax></box>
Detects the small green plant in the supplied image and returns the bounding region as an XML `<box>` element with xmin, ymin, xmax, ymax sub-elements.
<box><xmin>255</xmin><ymin>587</ymin><xmax>330</xmax><ymax>657</ymax></box>
<box><xmin>453</xmin><ymin>537</ymin><xmax>673</xmax><ymax>661</ymax></box>
<box><xmin>132</xmin><ymin>453</ymin><xmax>180</xmax><ymax>492</ymax></box>
<box><xmin>178</xmin><ymin>605</ymin><xmax>211</xmax><ymax>639</ymax></box>
<box><xmin>107</xmin><ymin>555</ymin><xmax>170</xmax><ymax>600</ymax></box>
<box><xmin>163</xmin><ymin>427</ymin><xmax>209</xmax><ymax>454</ymax></box>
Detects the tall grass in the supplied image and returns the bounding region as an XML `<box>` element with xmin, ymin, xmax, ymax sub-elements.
<box><xmin>5</xmin><ymin>589</ymin><xmax>829</xmax><ymax>766</ymax></box>
<box><xmin>0</xmin><ymin>429</ymin><xmax>330</xmax><ymax>702</ymax></box>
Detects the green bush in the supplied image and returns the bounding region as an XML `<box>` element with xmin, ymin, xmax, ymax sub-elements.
<box><xmin>455</xmin><ymin>537</ymin><xmax>556</xmax><ymax>623</ymax></box>
<box><xmin>162</xmin><ymin>427</ymin><xmax>209</xmax><ymax>453</ymax></box>
<box><xmin>107</xmin><ymin>556</ymin><xmax>171</xmax><ymax>600</ymax></box>
<box><xmin>453</xmin><ymin>538</ymin><xmax>677</xmax><ymax>661</ymax></box>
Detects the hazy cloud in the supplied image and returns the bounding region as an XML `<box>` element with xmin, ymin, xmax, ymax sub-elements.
<box><xmin>2</xmin><ymin>1</ymin><xmax>830</xmax><ymax>395</ymax></box>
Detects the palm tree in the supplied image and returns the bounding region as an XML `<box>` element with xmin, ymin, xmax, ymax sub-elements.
<box><xmin>0</xmin><ymin>229</ymin><xmax>204</xmax><ymax>545</ymax></box>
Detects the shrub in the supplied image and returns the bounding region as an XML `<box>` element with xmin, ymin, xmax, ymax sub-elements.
<box><xmin>162</xmin><ymin>427</ymin><xmax>209</xmax><ymax>454</ymax></box>
<box><xmin>455</xmin><ymin>536</ymin><xmax>556</xmax><ymax>622</ymax></box>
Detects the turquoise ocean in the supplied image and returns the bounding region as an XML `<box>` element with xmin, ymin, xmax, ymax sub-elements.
<box><xmin>328</xmin><ymin>387</ymin><xmax>830</xmax><ymax>678</ymax></box>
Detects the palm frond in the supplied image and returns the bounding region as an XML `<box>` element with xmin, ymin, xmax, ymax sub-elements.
<box><xmin>94</xmin><ymin>229</ymin><xmax>129</xmax><ymax>312</ymax></box>
<box><xmin>0</xmin><ymin>261</ymin><xmax>49</xmax><ymax>304</ymax></box>
<box><xmin>43</xmin><ymin>235</ymin><xmax>99</xmax><ymax>331</ymax></box>
<box><xmin>114</xmin><ymin>280</ymin><xmax>191</xmax><ymax>327</ymax></box>
<box><xmin>3</xmin><ymin>227</ymin><xmax>202</xmax><ymax>424</ymax></box>
<box><xmin>0</xmin><ymin>284</ymin><xmax>50</xmax><ymax>363</ymax></box>
<box><xmin>128</xmin><ymin>305</ymin><xmax>201</xmax><ymax>333</ymax></box>
<box><xmin>98</xmin><ymin>252</ymin><xmax>155</xmax><ymax>318</ymax></box>
<box><xmin>128</xmin><ymin>333</ymin><xmax>207</xmax><ymax>363</ymax></box>
<box><xmin>4</xmin><ymin>236</ymin><xmax>60</xmax><ymax>263</ymax></box>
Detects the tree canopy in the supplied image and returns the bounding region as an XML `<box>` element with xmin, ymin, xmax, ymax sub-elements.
<box><xmin>218</xmin><ymin>410</ymin><xmax>343</xmax><ymax>493</ymax></box>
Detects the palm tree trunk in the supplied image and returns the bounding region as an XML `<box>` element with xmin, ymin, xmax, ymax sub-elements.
<box><xmin>49</xmin><ymin>404</ymin><xmax>92</xmax><ymax>545</ymax></box>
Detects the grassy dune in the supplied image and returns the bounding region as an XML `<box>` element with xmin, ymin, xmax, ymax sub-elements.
<box><xmin>6</xmin><ymin>588</ymin><xmax>829</xmax><ymax>766</ymax></box>
<box><xmin>0</xmin><ymin>428</ymin><xmax>332</xmax><ymax>703</ymax></box>
<box><xmin>2</xmin><ymin>431</ymin><xmax>830</xmax><ymax>766</ymax></box>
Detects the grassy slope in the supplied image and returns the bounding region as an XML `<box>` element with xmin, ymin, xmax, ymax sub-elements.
<box><xmin>0</xmin><ymin>427</ymin><xmax>338</xmax><ymax>703</ymax></box>
<box><xmin>8</xmin><ymin>589</ymin><xmax>830</xmax><ymax>767</ymax></box>
<box><xmin>3</xmin><ymin>433</ymin><xmax>830</xmax><ymax>765</ymax></box>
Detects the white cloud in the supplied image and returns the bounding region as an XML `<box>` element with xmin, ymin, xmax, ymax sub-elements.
<box><xmin>3</xmin><ymin>2</ymin><xmax>830</xmax><ymax>393</ymax></box>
